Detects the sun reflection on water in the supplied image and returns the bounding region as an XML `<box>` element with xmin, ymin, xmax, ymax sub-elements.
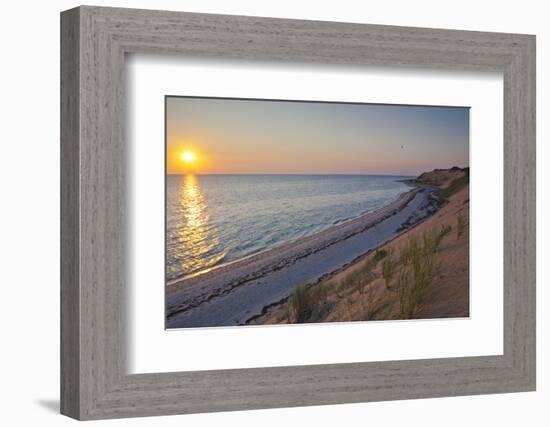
<box><xmin>175</xmin><ymin>175</ymin><xmax>225</xmax><ymax>276</ymax></box>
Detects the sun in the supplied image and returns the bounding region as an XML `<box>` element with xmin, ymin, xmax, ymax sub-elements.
<box><xmin>181</xmin><ymin>150</ymin><xmax>196</xmax><ymax>164</ymax></box>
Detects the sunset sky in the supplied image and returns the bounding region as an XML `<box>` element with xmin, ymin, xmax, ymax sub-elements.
<box><xmin>166</xmin><ymin>96</ymin><xmax>469</xmax><ymax>176</ymax></box>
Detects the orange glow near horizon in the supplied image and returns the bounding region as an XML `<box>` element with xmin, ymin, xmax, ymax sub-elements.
<box><xmin>166</xmin><ymin>97</ymin><xmax>470</xmax><ymax>176</ymax></box>
<box><xmin>167</xmin><ymin>140</ymin><xmax>209</xmax><ymax>174</ymax></box>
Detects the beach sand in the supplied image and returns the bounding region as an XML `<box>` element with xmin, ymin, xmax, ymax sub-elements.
<box><xmin>250</xmin><ymin>168</ymin><xmax>470</xmax><ymax>325</ymax></box>
<box><xmin>166</xmin><ymin>170</ymin><xmax>459</xmax><ymax>328</ymax></box>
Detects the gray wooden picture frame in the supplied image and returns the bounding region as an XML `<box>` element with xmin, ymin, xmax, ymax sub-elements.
<box><xmin>60</xmin><ymin>5</ymin><xmax>536</xmax><ymax>420</ymax></box>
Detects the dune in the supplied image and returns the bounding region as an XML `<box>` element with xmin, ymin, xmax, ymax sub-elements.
<box><xmin>250</xmin><ymin>167</ymin><xmax>470</xmax><ymax>325</ymax></box>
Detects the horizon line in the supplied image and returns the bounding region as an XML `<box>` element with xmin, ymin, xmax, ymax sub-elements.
<box><xmin>166</xmin><ymin>172</ymin><xmax>418</xmax><ymax>176</ymax></box>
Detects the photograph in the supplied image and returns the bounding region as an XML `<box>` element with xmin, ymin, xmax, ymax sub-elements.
<box><xmin>51</xmin><ymin>3</ymin><xmax>537</xmax><ymax>421</ymax></box>
<box><xmin>165</xmin><ymin>96</ymin><xmax>470</xmax><ymax>329</ymax></box>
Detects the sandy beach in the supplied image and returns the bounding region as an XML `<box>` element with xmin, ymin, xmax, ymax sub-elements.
<box><xmin>251</xmin><ymin>167</ymin><xmax>470</xmax><ymax>325</ymax></box>
<box><xmin>166</xmin><ymin>179</ymin><xmax>447</xmax><ymax>328</ymax></box>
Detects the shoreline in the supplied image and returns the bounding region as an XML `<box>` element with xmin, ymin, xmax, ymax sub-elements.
<box><xmin>167</xmin><ymin>185</ymin><xmax>416</xmax><ymax>285</ymax></box>
<box><xmin>166</xmin><ymin>184</ymin><xmax>444</xmax><ymax>328</ymax></box>
<box><xmin>168</xmin><ymin>187</ymin><xmax>418</xmax><ymax>287</ymax></box>
<box><xmin>250</xmin><ymin>167</ymin><xmax>470</xmax><ymax>325</ymax></box>
<box><xmin>244</xmin><ymin>196</ymin><xmax>440</xmax><ymax>324</ymax></box>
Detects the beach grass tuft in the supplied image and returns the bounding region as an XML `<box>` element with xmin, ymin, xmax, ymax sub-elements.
<box><xmin>456</xmin><ymin>212</ymin><xmax>467</xmax><ymax>240</ymax></box>
<box><xmin>382</xmin><ymin>254</ymin><xmax>396</xmax><ymax>290</ymax></box>
<box><xmin>440</xmin><ymin>224</ymin><xmax>452</xmax><ymax>238</ymax></box>
<box><xmin>286</xmin><ymin>283</ymin><xmax>328</xmax><ymax>323</ymax></box>
<box><xmin>379</xmin><ymin>227</ymin><xmax>445</xmax><ymax>317</ymax></box>
<box><xmin>373</xmin><ymin>249</ymin><xmax>389</xmax><ymax>263</ymax></box>
<box><xmin>287</xmin><ymin>285</ymin><xmax>313</xmax><ymax>323</ymax></box>
<box><xmin>397</xmin><ymin>228</ymin><xmax>443</xmax><ymax>317</ymax></box>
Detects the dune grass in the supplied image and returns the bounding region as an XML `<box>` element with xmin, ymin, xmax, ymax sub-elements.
<box><xmin>286</xmin><ymin>285</ymin><xmax>313</xmax><ymax>323</ymax></box>
<box><xmin>344</xmin><ymin>226</ymin><xmax>445</xmax><ymax>319</ymax></box>
<box><xmin>456</xmin><ymin>212</ymin><xmax>467</xmax><ymax>240</ymax></box>
<box><xmin>437</xmin><ymin>172</ymin><xmax>469</xmax><ymax>199</ymax></box>
<box><xmin>286</xmin><ymin>282</ymin><xmax>330</xmax><ymax>323</ymax></box>
<box><xmin>284</xmin><ymin>225</ymin><xmax>448</xmax><ymax>323</ymax></box>
<box><xmin>395</xmin><ymin>228</ymin><xmax>443</xmax><ymax>318</ymax></box>
<box><xmin>381</xmin><ymin>251</ymin><xmax>396</xmax><ymax>290</ymax></box>
<box><xmin>285</xmin><ymin>249</ymin><xmax>391</xmax><ymax>323</ymax></box>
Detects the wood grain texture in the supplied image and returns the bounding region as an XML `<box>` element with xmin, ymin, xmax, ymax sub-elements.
<box><xmin>60</xmin><ymin>7</ymin><xmax>80</xmax><ymax>419</ymax></box>
<box><xmin>60</xmin><ymin>6</ymin><xmax>536</xmax><ymax>420</ymax></box>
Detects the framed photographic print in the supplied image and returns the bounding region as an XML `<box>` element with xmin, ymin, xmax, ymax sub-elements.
<box><xmin>164</xmin><ymin>96</ymin><xmax>470</xmax><ymax>329</ymax></box>
<box><xmin>61</xmin><ymin>6</ymin><xmax>536</xmax><ymax>420</ymax></box>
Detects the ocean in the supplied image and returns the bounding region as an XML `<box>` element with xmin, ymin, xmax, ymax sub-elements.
<box><xmin>166</xmin><ymin>174</ymin><xmax>413</xmax><ymax>283</ymax></box>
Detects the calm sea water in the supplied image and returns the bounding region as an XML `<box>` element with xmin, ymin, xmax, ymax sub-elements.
<box><xmin>166</xmin><ymin>174</ymin><xmax>413</xmax><ymax>282</ymax></box>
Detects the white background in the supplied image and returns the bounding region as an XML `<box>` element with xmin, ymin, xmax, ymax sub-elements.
<box><xmin>0</xmin><ymin>0</ymin><xmax>547</xmax><ymax>426</ymax></box>
<box><xmin>129</xmin><ymin>58</ymin><xmax>503</xmax><ymax>373</ymax></box>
